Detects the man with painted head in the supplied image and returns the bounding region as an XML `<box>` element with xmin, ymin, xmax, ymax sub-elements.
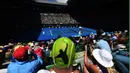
<box><xmin>8</xmin><ymin>46</ymin><xmax>43</xmax><ymax>73</ymax></box>
<box><xmin>37</xmin><ymin>37</ymin><xmax>79</xmax><ymax>73</ymax></box>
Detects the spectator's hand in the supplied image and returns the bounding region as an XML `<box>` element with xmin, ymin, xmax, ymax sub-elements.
<box><xmin>28</xmin><ymin>48</ymin><xmax>34</xmax><ymax>54</ymax></box>
<box><xmin>34</xmin><ymin>48</ymin><xmax>43</xmax><ymax>58</ymax></box>
<box><xmin>125</xmin><ymin>53</ymin><xmax>129</xmax><ymax>56</ymax></box>
<box><xmin>84</xmin><ymin>51</ymin><xmax>89</xmax><ymax>67</ymax></box>
<box><xmin>84</xmin><ymin>51</ymin><xmax>89</xmax><ymax>73</ymax></box>
<box><xmin>83</xmin><ymin>66</ymin><xmax>89</xmax><ymax>73</ymax></box>
<box><xmin>0</xmin><ymin>49</ymin><xmax>2</xmax><ymax>52</ymax></box>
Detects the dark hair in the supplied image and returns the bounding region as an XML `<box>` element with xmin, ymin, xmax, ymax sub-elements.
<box><xmin>96</xmin><ymin>29</ymin><xmax>106</xmax><ymax>40</ymax></box>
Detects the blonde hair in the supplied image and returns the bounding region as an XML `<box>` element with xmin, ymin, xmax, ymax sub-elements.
<box><xmin>0</xmin><ymin>46</ymin><xmax>3</xmax><ymax>49</ymax></box>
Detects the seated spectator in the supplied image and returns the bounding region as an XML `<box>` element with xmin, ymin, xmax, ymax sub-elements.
<box><xmin>37</xmin><ymin>37</ymin><xmax>79</xmax><ymax>73</ymax></box>
<box><xmin>2</xmin><ymin>44</ymin><xmax>14</xmax><ymax>61</ymax></box>
<box><xmin>96</xmin><ymin>36</ymin><xmax>112</xmax><ymax>53</ymax></box>
<box><xmin>44</xmin><ymin>46</ymin><xmax>51</xmax><ymax>58</ymax></box>
<box><xmin>0</xmin><ymin>46</ymin><xmax>4</xmax><ymax>69</ymax></box>
<box><xmin>12</xmin><ymin>44</ymin><xmax>24</xmax><ymax>62</ymax></box>
<box><xmin>34</xmin><ymin>48</ymin><xmax>44</xmax><ymax>58</ymax></box>
<box><xmin>8</xmin><ymin>46</ymin><xmax>43</xmax><ymax>73</ymax></box>
<box><xmin>96</xmin><ymin>29</ymin><xmax>112</xmax><ymax>53</ymax></box>
<box><xmin>33</xmin><ymin>42</ymin><xmax>44</xmax><ymax>58</ymax></box>
<box><xmin>13</xmin><ymin>44</ymin><xmax>23</xmax><ymax>51</ymax></box>
<box><xmin>111</xmin><ymin>41</ymin><xmax>129</xmax><ymax>73</ymax></box>
<box><xmin>84</xmin><ymin>47</ymin><xmax>118</xmax><ymax>73</ymax></box>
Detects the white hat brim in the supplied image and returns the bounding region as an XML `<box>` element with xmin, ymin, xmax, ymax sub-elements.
<box><xmin>92</xmin><ymin>49</ymin><xmax>114</xmax><ymax>67</ymax></box>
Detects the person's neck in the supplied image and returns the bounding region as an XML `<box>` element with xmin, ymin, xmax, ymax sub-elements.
<box><xmin>53</xmin><ymin>66</ymin><xmax>72</xmax><ymax>73</ymax></box>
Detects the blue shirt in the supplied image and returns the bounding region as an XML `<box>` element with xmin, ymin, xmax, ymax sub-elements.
<box><xmin>8</xmin><ymin>53</ymin><xmax>43</xmax><ymax>73</ymax></box>
<box><xmin>96</xmin><ymin>39</ymin><xmax>112</xmax><ymax>53</ymax></box>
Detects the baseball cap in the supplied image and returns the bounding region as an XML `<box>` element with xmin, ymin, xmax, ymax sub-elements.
<box><xmin>13</xmin><ymin>46</ymin><xmax>28</xmax><ymax>60</ymax></box>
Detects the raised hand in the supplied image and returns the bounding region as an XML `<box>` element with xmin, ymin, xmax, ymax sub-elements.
<box><xmin>84</xmin><ymin>51</ymin><xmax>90</xmax><ymax>73</ymax></box>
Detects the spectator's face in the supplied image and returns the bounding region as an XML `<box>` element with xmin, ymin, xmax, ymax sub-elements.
<box><xmin>8</xmin><ymin>49</ymin><xmax>13</xmax><ymax>52</ymax></box>
<box><xmin>41</xmin><ymin>45</ymin><xmax>45</xmax><ymax>48</ymax></box>
<box><xmin>0</xmin><ymin>48</ymin><xmax>2</xmax><ymax>52</ymax></box>
<box><xmin>118</xmin><ymin>37</ymin><xmax>127</xmax><ymax>44</ymax></box>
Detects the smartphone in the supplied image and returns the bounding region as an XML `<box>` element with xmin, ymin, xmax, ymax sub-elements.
<box><xmin>85</xmin><ymin>45</ymin><xmax>91</xmax><ymax>56</ymax></box>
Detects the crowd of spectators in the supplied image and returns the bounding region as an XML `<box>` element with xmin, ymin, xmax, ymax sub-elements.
<box><xmin>0</xmin><ymin>29</ymin><xmax>129</xmax><ymax>73</ymax></box>
<box><xmin>42</xmin><ymin>24</ymin><xmax>80</xmax><ymax>28</ymax></box>
<box><xmin>40</xmin><ymin>13</ymin><xmax>79</xmax><ymax>24</ymax></box>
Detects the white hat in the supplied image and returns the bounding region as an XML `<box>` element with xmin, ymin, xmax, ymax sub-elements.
<box><xmin>117</xmin><ymin>44</ymin><xmax>126</xmax><ymax>49</ymax></box>
<box><xmin>92</xmin><ymin>49</ymin><xmax>114</xmax><ymax>67</ymax></box>
<box><xmin>34</xmin><ymin>42</ymin><xmax>38</xmax><ymax>46</ymax></box>
<box><xmin>79</xmin><ymin>26</ymin><xmax>82</xmax><ymax>28</ymax></box>
<box><xmin>30</xmin><ymin>43</ymin><xmax>34</xmax><ymax>47</ymax></box>
<box><xmin>124</xmin><ymin>30</ymin><xmax>128</xmax><ymax>32</ymax></box>
<box><xmin>0</xmin><ymin>69</ymin><xmax>7</xmax><ymax>73</ymax></box>
<box><xmin>37</xmin><ymin>69</ymin><xmax>51</xmax><ymax>73</ymax></box>
<box><xmin>101</xmin><ymin>32</ymin><xmax>106</xmax><ymax>36</ymax></box>
<box><xmin>107</xmin><ymin>33</ymin><xmax>111</xmax><ymax>37</ymax></box>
